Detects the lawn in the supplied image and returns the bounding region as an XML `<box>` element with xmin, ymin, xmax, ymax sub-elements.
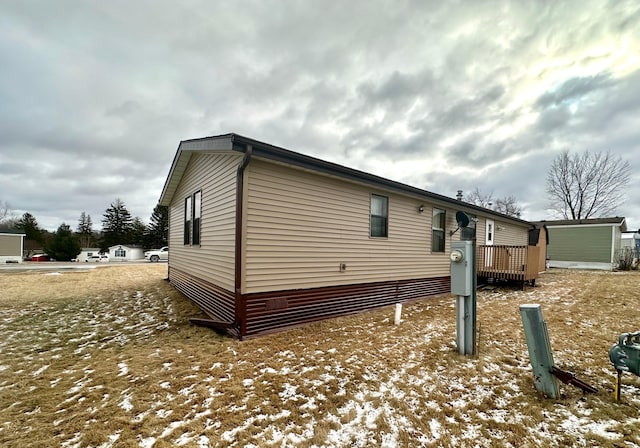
<box><xmin>0</xmin><ymin>265</ymin><xmax>639</xmax><ymax>447</ymax></box>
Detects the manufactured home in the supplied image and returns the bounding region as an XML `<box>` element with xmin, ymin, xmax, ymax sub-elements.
<box><xmin>108</xmin><ymin>244</ymin><xmax>144</xmax><ymax>262</ymax></box>
<box><xmin>159</xmin><ymin>133</ymin><xmax>534</xmax><ymax>338</ymax></box>
<box><xmin>542</xmin><ymin>217</ymin><xmax>626</xmax><ymax>270</ymax></box>
<box><xmin>0</xmin><ymin>231</ymin><xmax>26</xmax><ymax>263</ymax></box>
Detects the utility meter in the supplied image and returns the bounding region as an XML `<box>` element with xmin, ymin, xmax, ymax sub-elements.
<box><xmin>450</xmin><ymin>241</ymin><xmax>473</xmax><ymax>296</ymax></box>
<box><xmin>450</xmin><ymin>249</ymin><xmax>464</xmax><ymax>263</ymax></box>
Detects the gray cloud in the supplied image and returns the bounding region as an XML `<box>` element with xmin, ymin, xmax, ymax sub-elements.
<box><xmin>1</xmin><ymin>0</ymin><xmax>639</xmax><ymax>230</ymax></box>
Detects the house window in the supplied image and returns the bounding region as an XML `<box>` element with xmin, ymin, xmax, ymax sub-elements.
<box><xmin>193</xmin><ymin>191</ymin><xmax>201</xmax><ymax>245</ymax></box>
<box><xmin>184</xmin><ymin>196</ymin><xmax>192</xmax><ymax>245</ymax></box>
<box><xmin>114</xmin><ymin>249</ymin><xmax>126</xmax><ymax>257</ymax></box>
<box><xmin>432</xmin><ymin>208</ymin><xmax>445</xmax><ymax>252</ymax></box>
<box><xmin>370</xmin><ymin>194</ymin><xmax>388</xmax><ymax>238</ymax></box>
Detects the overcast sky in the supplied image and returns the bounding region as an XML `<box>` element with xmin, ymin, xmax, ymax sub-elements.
<box><xmin>1</xmin><ymin>0</ymin><xmax>639</xmax><ymax>232</ymax></box>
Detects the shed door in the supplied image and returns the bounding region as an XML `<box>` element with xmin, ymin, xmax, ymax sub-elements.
<box><xmin>485</xmin><ymin>219</ymin><xmax>495</xmax><ymax>266</ymax></box>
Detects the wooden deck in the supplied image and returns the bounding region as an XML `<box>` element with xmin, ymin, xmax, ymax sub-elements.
<box><xmin>477</xmin><ymin>245</ymin><xmax>541</xmax><ymax>288</ymax></box>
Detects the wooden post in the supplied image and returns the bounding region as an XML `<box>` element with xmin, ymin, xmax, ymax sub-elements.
<box><xmin>519</xmin><ymin>304</ymin><xmax>559</xmax><ymax>399</ymax></box>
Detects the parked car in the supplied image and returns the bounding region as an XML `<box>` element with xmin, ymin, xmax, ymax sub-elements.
<box><xmin>144</xmin><ymin>246</ymin><xmax>168</xmax><ymax>262</ymax></box>
<box><xmin>31</xmin><ymin>254</ymin><xmax>50</xmax><ymax>262</ymax></box>
<box><xmin>86</xmin><ymin>255</ymin><xmax>109</xmax><ymax>262</ymax></box>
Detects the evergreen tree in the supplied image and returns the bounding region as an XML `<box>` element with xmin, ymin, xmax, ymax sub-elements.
<box><xmin>101</xmin><ymin>198</ymin><xmax>134</xmax><ymax>249</ymax></box>
<box><xmin>145</xmin><ymin>204</ymin><xmax>168</xmax><ymax>249</ymax></box>
<box><xmin>16</xmin><ymin>212</ymin><xmax>44</xmax><ymax>244</ymax></box>
<box><xmin>76</xmin><ymin>212</ymin><xmax>94</xmax><ymax>248</ymax></box>
<box><xmin>130</xmin><ymin>217</ymin><xmax>146</xmax><ymax>246</ymax></box>
<box><xmin>45</xmin><ymin>223</ymin><xmax>81</xmax><ymax>261</ymax></box>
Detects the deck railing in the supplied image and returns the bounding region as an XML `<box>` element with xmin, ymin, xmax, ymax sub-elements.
<box><xmin>477</xmin><ymin>245</ymin><xmax>540</xmax><ymax>282</ymax></box>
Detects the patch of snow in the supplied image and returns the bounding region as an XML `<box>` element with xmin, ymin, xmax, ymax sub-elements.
<box><xmin>279</xmin><ymin>383</ymin><xmax>298</xmax><ymax>401</ymax></box>
<box><xmin>119</xmin><ymin>392</ymin><xmax>133</xmax><ymax>412</ymax></box>
<box><xmin>559</xmin><ymin>412</ymin><xmax>620</xmax><ymax>441</ymax></box>
<box><xmin>156</xmin><ymin>409</ymin><xmax>173</xmax><ymax>418</ymax></box>
<box><xmin>97</xmin><ymin>431</ymin><xmax>121</xmax><ymax>448</ymax></box>
<box><xmin>175</xmin><ymin>431</ymin><xmax>195</xmax><ymax>446</ymax></box>
<box><xmin>32</xmin><ymin>364</ymin><xmax>50</xmax><ymax>376</ymax></box>
<box><xmin>117</xmin><ymin>362</ymin><xmax>128</xmax><ymax>376</ymax></box>
<box><xmin>429</xmin><ymin>418</ymin><xmax>442</xmax><ymax>440</ymax></box>
<box><xmin>139</xmin><ymin>436</ymin><xmax>156</xmax><ymax>448</ymax></box>
<box><xmin>25</xmin><ymin>406</ymin><xmax>40</xmax><ymax>415</ymax></box>
<box><xmin>60</xmin><ymin>432</ymin><xmax>82</xmax><ymax>447</ymax></box>
<box><xmin>159</xmin><ymin>420</ymin><xmax>185</xmax><ymax>439</ymax></box>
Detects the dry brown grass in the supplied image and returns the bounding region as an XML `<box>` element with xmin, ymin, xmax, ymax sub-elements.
<box><xmin>1</xmin><ymin>265</ymin><xmax>639</xmax><ymax>447</ymax></box>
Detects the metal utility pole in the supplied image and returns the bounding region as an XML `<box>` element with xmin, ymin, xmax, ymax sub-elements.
<box><xmin>451</xmin><ymin>240</ymin><xmax>476</xmax><ymax>355</ymax></box>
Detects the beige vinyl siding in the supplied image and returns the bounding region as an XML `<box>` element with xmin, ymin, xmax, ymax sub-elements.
<box><xmin>0</xmin><ymin>234</ymin><xmax>22</xmax><ymax>256</ymax></box>
<box><xmin>245</xmin><ymin>160</ymin><xmax>474</xmax><ymax>293</ymax></box>
<box><xmin>168</xmin><ymin>153</ymin><xmax>241</xmax><ymax>291</ymax></box>
<box><xmin>494</xmin><ymin>219</ymin><xmax>528</xmax><ymax>245</ymax></box>
<box><xmin>455</xmin><ymin>216</ymin><xmax>528</xmax><ymax>246</ymax></box>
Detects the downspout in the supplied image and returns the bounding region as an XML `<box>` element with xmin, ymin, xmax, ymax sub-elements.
<box><xmin>234</xmin><ymin>144</ymin><xmax>252</xmax><ymax>337</ymax></box>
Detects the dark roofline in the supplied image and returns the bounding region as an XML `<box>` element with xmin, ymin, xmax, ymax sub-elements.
<box><xmin>535</xmin><ymin>217</ymin><xmax>626</xmax><ymax>226</ymax></box>
<box><xmin>162</xmin><ymin>133</ymin><xmax>532</xmax><ymax>226</ymax></box>
<box><xmin>0</xmin><ymin>230</ymin><xmax>26</xmax><ymax>236</ymax></box>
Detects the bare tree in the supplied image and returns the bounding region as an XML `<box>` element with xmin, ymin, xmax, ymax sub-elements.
<box><xmin>465</xmin><ymin>187</ymin><xmax>494</xmax><ymax>209</ymax></box>
<box><xmin>494</xmin><ymin>195</ymin><xmax>522</xmax><ymax>218</ymax></box>
<box><xmin>0</xmin><ymin>200</ymin><xmax>11</xmax><ymax>222</ymax></box>
<box><xmin>0</xmin><ymin>200</ymin><xmax>17</xmax><ymax>229</ymax></box>
<box><xmin>464</xmin><ymin>188</ymin><xmax>523</xmax><ymax>218</ymax></box>
<box><xmin>546</xmin><ymin>150</ymin><xmax>630</xmax><ymax>219</ymax></box>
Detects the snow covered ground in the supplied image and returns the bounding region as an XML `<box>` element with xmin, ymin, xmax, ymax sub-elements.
<box><xmin>0</xmin><ymin>267</ymin><xmax>639</xmax><ymax>447</ymax></box>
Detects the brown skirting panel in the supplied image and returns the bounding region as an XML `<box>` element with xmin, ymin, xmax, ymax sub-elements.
<box><xmin>242</xmin><ymin>277</ymin><xmax>450</xmax><ymax>338</ymax></box>
<box><xmin>169</xmin><ymin>267</ymin><xmax>236</xmax><ymax>326</ymax></box>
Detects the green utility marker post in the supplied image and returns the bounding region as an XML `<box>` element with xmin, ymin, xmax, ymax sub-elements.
<box><xmin>519</xmin><ymin>304</ymin><xmax>559</xmax><ymax>399</ymax></box>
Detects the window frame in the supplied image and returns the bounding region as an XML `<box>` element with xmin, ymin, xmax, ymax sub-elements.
<box><xmin>370</xmin><ymin>194</ymin><xmax>389</xmax><ymax>238</ymax></box>
<box><xmin>432</xmin><ymin>207</ymin><xmax>446</xmax><ymax>252</ymax></box>
<box><xmin>184</xmin><ymin>196</ymin><xmax>192</xmax><ymax>245</ymax></box>
<box><xmin>192</xmin><ymin>190</ymin><xmax>201</xmax><ymax>245</ymax></box>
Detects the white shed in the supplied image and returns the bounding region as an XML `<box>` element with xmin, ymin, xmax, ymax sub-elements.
<box><xmin>108</xmin><ymin>244</ymin><xmax>144</xmax><ymax>262</ymax></box>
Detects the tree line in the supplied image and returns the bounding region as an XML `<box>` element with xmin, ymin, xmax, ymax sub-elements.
<box><xmin>0</xmin><ymin>198</ymin><xmax>168</xmax><ymax>261</ymax></box>
<box><xmin>0</xmin><ymin>149</ymin><xmax>629</xmax><ymax>259</ymax></box>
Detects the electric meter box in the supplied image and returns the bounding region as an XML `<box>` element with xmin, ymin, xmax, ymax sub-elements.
<box><xmin>450</xmin><ymin>240</ymin><xmax>473</xmax><ymax>296</ymax></box>
<box><xmin>610</xmin><ymin>332</ymin><xmax>640</xmax><ymax>376</ymax></box>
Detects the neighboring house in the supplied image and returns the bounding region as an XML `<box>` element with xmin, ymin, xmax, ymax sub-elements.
<box><xmin>621</xmin><ymin>231</ymin><xmax>640</xmax><ymax>251</ymax></box>
<box><xmin>159</xmin><ymin>133</ymin><xmax>534</xmax><ymax>339</ymax></box>
<box><xmin>540</xmin><ymin>217</ymin><xmax>627</xmax><ymax>270</ymax></box>
<box><xmin>76</xmin><ymin>248</ymin><xmax>102</xmax><ymax>262</ymax></box>
<box><xmin>108</xmin><ymin>244</ymin><xmax>144</xmax><ymax>262</ymax></box>
<box><xmin>0</xmin><ymin>231</ymin><xmax>26</xmax><ymax>263</ymax></box>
